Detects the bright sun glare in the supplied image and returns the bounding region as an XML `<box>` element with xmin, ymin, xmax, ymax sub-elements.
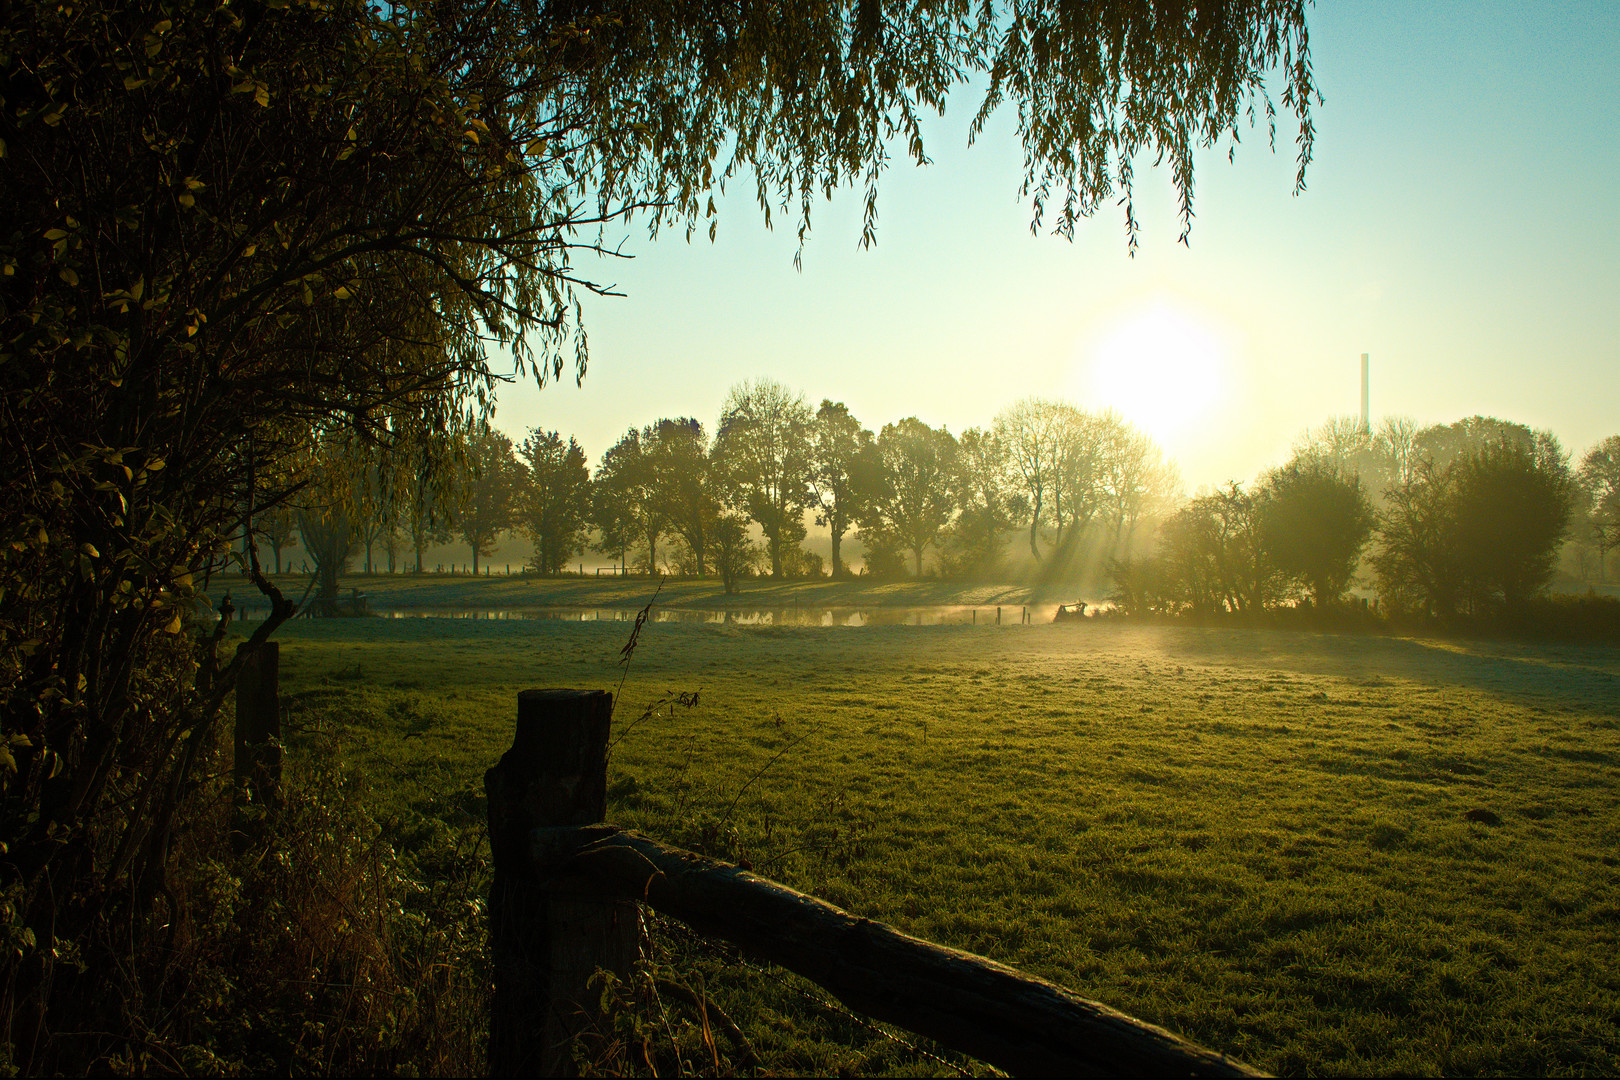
<box><xmin>1079</xmin><ymin>300</ymin><xmax>1229</xmax><ymax>447</ymax></box>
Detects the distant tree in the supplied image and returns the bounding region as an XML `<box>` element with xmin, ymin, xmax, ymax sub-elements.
<box><xmin>645</xmin><ymin>419</ymin><xmax>718</xmax><ymax>575</ymax></box>
<box><xmin>1375</xmin><ymin>437</ymin><xmax>1572</xmax><ymax>616</ymax></box>
<box><xmin>808</xmin><ymin>401</ymin><xmax>875</xmax><ymax>577</ymax></box>
<box><xmin>1294</xmin><ymin>414</ymin><xmax>1421</xmax><ymax>503</ymax></box>
<box><xmin>1412</xmin><ymin>415</ymin><xmax>1562</xmax><ymax>472</ymax></box>
<box><xmin>1578</xmin><ymin>436</ymin><xmax>1620</xmax><ymax>580</ymax></box>
<box><xmin>994</xmin><ymin>398</ymin><xmax>1065</xmax><ymax>560</ymax></box>
<box><xmin>711</xmin><ymin>511</ymin><xmax>761</xmax><ymax>595</ymax></box>
<box><xmin>1095</xmin><ymin>413</ymin><xmax>1178</xmax><ymax>557</ymax></box>
<box><xmin>380</xmin><ymin>523</ymin><xmax>405</xmax><ymax>573</ymax></box>
<box><xmin>1372</xmin><ymin>416</ymin><xmax>1422</xmax><ymax>490</ymax></box>
<box><xmin>403</xmin><ymin>466</ymin><xmax>455</xmax><ymax>574</ymax></box>
<box><xmin>862</xmin><ymin>418</ymin><xmax>960</xmax><ymax>577</ymax></box>
<box><xmin>592</xmin><ymin>428</ymin><xmax>665</xmax><ymax>571</ymax></box>
<box><xmin>1258</xmin><ymin>458</ymin><xmax>1374</xmax><ymax>606</ymax></box>
<box><xmin>1293</xmin><ymin>415</ymin><xmax>1377</xmax><ymax>473</ymax></box>
<box><xmin>1156</xmin><ymin>483</ymin><xmax>1280</xmax><ymax>615</ymax></box>
<box><xmin>1451</xmin><ymin>440</ymin><xmax>1573</xmax><ymax>610</ymax></box>
<box><xmin>355</xmin><ymin>459</ymin><xmax>397</xmax><ymax>575</ymax></box>
<box><xmin>256</xmin><ymin>504</ymin><xmax>298</xmax><ymax>575</ymax></box>
<box><xmin>294</xmin><ymin>432</ymin><xmax>379</xmax><ymax>604</ymax></box>
<box><xmin>458</xmin><ymin>425</ymin><xmax>523</xmax><ymax>574</ymax></box>
<box><xmin>940</xmin><ymin>426</ymin><xmax>1015</xmax><ymax>577</ymax></box>
<box><xmin>1049</xmin><ymin>405</ymin><xmax>1106</xmax><ymax>549</ymax></box>
<box><xmin>715</xmin><ymin>380</ymin><xmax>813</xmax><ymax>577</ymax></box>
<box><xmin>1371</xmin><ymin>459</ymin><xmax>1462</xmax><ymax>618</ymax></box>
<box><xmin>519</xmin><ymin>430</ymin><xmax>592</xmax><ymax>575</ymax></box>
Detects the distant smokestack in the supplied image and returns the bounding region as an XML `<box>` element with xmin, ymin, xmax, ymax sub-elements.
<box><xmin>1360</xmin><ymin>353</ymin><xmax>1370</xmax><ymax>433</ymax></box>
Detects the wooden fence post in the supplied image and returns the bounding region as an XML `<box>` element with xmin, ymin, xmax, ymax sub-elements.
<box><xmin>485</xmin><ymin>689</ymin><xmax>638</xmax><ymax>1076</ymax></box>
<box><xmin>233</xmin><ymin>642</ymin><xmax>281</xmax><ymax>852</ymax></box>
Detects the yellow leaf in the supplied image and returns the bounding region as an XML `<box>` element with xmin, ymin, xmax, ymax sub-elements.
<box><xmin>163</xmin><ymin>613</ymin><xmax>183</xmax><ymax>634</ymax></box>
<box><xmin>124</xmin><ymin>75</ymin><xmax>145</xmax><ymax>91</ymax></box>
<box><xmin>178</xmin><ymin>192</ymin><xmax>194</xmax><ymax>208</ymax></box>
<box><xmin>332</xmin><ymin>285</ymin><xmax>353</xmax><ymax>300</ymax></box>
<box><xmin>58</xmin><ymin>268</ymin><xmax>78</xmax><ymax>285</ymax></box>
<box><xmin>254</xmin><ymin>85</ymin><xmax>270</xmax><ymax>108</ymax></box>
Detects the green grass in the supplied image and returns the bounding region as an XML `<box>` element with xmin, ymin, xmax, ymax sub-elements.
<box><xmin>256</xmin><ymin>610</ymin><xmax>1620</xmax><ymax>1076</ymax></box>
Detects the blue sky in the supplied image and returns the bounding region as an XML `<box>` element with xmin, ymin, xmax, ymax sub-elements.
<box><xmin>496</xmin><ymin>1</ymin><xmax>1619</xmax><ymax>491</ymax></box>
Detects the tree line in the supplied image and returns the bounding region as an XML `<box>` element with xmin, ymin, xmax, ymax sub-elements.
<box><xmin>276</xmin><ymin>382</ymin><xmax>1182</xmax><ymax>593</ymax></box>
<box><xmin>1114</xmin><ymin>415</ymin><xmax>1620</xmax><ymax>620</ymax></box>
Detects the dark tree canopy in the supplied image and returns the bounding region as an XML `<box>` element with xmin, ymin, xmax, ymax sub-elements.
<box><xmin>1259</xmin><ymin>458</ymin><xmax>1374</xmax><ymax>607</ymax></box>
<box><xmin>1374</xmin><ymin>436</ymin><xmax>1573</xmax><ymax>617</ymax></box>
<box><xmin>519</xmin><ymin>430</ymin><xmax>592</xmax><ymax>575</ymax></box>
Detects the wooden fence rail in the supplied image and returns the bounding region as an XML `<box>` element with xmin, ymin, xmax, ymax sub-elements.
<box><xmin>486</xmin><ymin>689</ymin><xmax>1263</xmax><ymax>1078</ymax></box>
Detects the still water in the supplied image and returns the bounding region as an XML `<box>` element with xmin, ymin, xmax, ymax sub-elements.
<box><xmin>229</xmin><ymin>604</ymin><xmax>1085</xmax><ymax>626</ymax></box>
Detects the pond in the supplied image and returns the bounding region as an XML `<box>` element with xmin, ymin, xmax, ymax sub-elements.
<box><xmin>227</xmin><ymin>603</ymin><xmax>1112</xmax><ymax>626</ymax></box>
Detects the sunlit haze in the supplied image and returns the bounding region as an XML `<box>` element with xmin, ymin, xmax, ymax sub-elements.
<box><xmin>1072</xmin><ymin>299</ymin><xmax>1235</xmax><ymax>460</ymax></box>
<box><xmin>496</xmin><ymin>1</ymin><xmax>1618</xmax><ymax>492</ymax></box>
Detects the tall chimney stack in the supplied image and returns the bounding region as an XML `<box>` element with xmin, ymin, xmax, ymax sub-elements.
<box><xmin>1360</xmin><ymin>353</ymin><xmax>1370</xmax><ymax>433</ymax></box>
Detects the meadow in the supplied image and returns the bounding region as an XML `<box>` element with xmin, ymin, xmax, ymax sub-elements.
<box><xmin>255</xmin><ymin>590</ymin><xmax>1620</xmax><ymax>1076</ymax></box>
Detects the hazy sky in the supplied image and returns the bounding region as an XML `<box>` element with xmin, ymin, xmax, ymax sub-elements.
<box><xmin>496</xmin><ymin>1</ymin><xmax>1619</xmax><ymax>493</ymax></box>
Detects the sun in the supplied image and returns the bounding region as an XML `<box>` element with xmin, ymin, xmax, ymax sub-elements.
<box><xmin>1076</xmin><ymin>299</ymin><xmax>1230</xmax><ymax>446</ymax></box>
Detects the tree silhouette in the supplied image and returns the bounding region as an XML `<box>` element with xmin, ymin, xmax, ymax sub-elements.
<box><xmin>519</xmin><ymin>431</ymin><xmax>592</xmax><ymax>576</ymax></box>
<box><xmin>1578</xmin><ymin>436</ymin><xmax>1620</xmax><ymax>580</ymax></box>
<box><xmin>1451</xmin><ymin>440</ymin><xmax>1573</xmax><ymax>610</ymax></box>
<box><xmin>1258</xmin><ymin>459</ymin><xmax>1374</xmax><ymax>607</ymax></box>
<box><xmin>646</xmin><ymin>419</ymin><xmax>719</xmax><ymax>575</ymax></box>
<box><xmin>809</xmin><ymin>401</ymin><xmax>875</xmax><ymax>578</ymax></box>
<box><xmin>457</xmin><ymin>425</ymin><xmax>522</xmax><ymax>574</ymax></box>
<box><xmin>1375</xmin><ymin>434</ymin><xmax>1572</xmax><ymax>617</ymax></box>
<box><xmin>995</xmin><ymin>399</ymin><xmax>1065</xmax><ymax>560</ymax></box>
<box><xmin>592</xmin><ymin>428</ymin><xmax>665</xmax><ymax>572</ymax></box>
<box><xmin>715</xmin><ymin>381</ymin><xmax>813</xmax><ymax>577</ymax></box>
<box><xmin>942</xmin><ymin>427</ymin><xmax>1015</xmax><ymax>577</ymax></box>
<box><xmin>863</xmin><ymin>418</ymin><xmax>960</xmax><ymax>577</ymax></box>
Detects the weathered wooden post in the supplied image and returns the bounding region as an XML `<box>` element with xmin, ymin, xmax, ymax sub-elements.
<box><xmin>232</xmin><ymin>642</ymin><xmax>282</xmax><ymax>853</ymax></box>
<box><xmin>486</xmin><ymin>689</ymin><xmax>639</xmax><ymax>1076</ymax></box>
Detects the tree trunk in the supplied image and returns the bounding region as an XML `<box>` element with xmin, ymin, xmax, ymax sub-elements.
<box><xmin>830</xmin><ymin>527</ymin><xmax>844</xmax><ymax>577</ymax></box>
<box><xmin>1028</xmin><ymin>492</ymin><xmax>1043</xmax><ymax>560</ymax></box>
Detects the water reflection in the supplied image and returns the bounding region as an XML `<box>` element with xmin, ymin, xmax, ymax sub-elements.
<box><xmin>226</xmin><ymin>604</ymin><xmax>1074</xmax><ymax>626</ymax></box>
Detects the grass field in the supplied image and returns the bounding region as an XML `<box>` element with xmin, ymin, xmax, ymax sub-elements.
<box><xmin>252</xmin><ymin>592</ymin><xmax>1620</xmax><ymax>1076</ymax></box>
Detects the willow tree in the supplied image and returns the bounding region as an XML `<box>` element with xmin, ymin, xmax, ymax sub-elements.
<box><xmin>0</xmin><ymin>0</ymin><xmax>1316</xmax><ymax>1068</ymax></box>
